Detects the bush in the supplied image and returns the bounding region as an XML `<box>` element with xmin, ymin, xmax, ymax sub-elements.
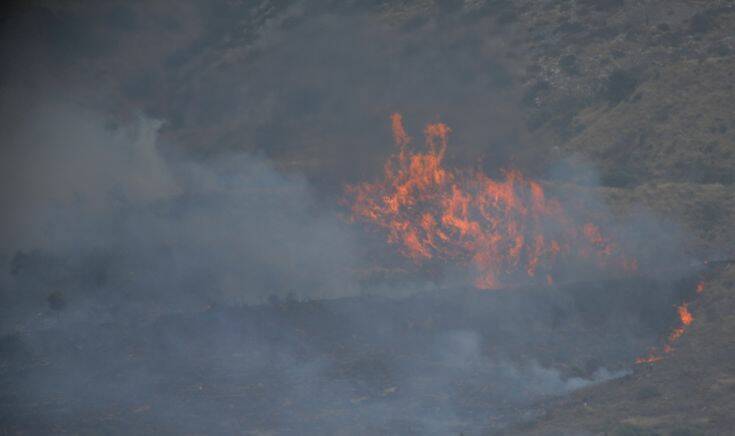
<box><xmin>557</xmin><ymin>21</ymin><xmax>586</xmax><ymax>35</ymax></box>
<box><xmin>670</xmin><ymin>427</ymin><xmax>703</xmax><ymax>436</ymax></box>
<box><xmin>559</xmin><ymin>54</ymin><xmax>579</xmax><ymax>75</ymax></box>
<box><xmin>602</xmin><ymin>69</ymin><xmax>638</xmax><ymax>105</ymax></box>
<box><xmin>580</xmin><ymin>0</ymin><xmax>624</xmax><ymax>11</ymax></box>
<box><xmin>0</xmin><ymin>333</ymin><xmax>25</xmax><ymax>359</ymax></box>
<box><xmin>436</xmin><ymin>0</ymin><xmax>464</xmax><ymax>13</ymax></box>
<box><xmin>526</xmin><ymin>95</ymin><xmax>588</xmax><ymax>138</ymax></box>
<box><xmin>610</xmin><ymin>424</ymin><xmax>660</xmax><ymax>436</ymax></box>
<box><xmin>636</xmin><ymin>385</ymin><xmax>661</xmax><ymax>401</ymax></box>
<box><xmin>690</xmin><ymin>13</ymin><xmax>714</xmax><ymax>34</ymax></box>
<box><xmin>47</xmin><ymin>291</ymin><xmax>67</xmax><ymax>312</ymax></box>
<box><xmin>522</xmin><ymin>80</ymin><xmax>550</xmax><ymax>107</ymax></box>
<box><xmin>601</xmin><ymin>167</ymin><xmax>640</xmax><ymax>188</ymax></box>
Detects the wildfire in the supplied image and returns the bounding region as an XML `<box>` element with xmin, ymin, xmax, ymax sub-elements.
<box><xmin>635</xmin><ymin>351</ymin><xmax>663</xmax><ymax>364</ymax></box>
<box><xmin>346</xmin><ymin>114</ymin><xmax>635</xmax><ymax>289</ymax></box>
<box><xmin>677</xmin><ymin>303</ymin><xmax>693</xmax><ymax>326</ymax></box>
<box><xmin>635</xmin><ymin>289</ymin><xmax>698</xmax><ymax>364</ymax></box>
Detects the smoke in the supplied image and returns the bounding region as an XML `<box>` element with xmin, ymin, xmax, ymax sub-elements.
<box><xmin>0</xmin><ymin>99</ymin><xmax>361</xmax><ymax>331</ymax></box>
<box><xmin>0</xmin><ymin>0</ymin><xmax>533</xmax><ymax>189</ymax></box>
<box><xmin>0</xmin><ymin>2</ymin><xmax>699</xmax><ymax>434</ymax></box>
<box><xmin>0</xmin><ymin>99</ymin><xmax>684</xmax><ymax>434</ymax></box>
<box><xmin>4</xmin><ymin>309</ymin><xmax>632</xmax><ymax>435</ymax></box>
<box><xmin>547</xmin><ymin>155</ymin><xmax>695</xmax><ymax>277</ymax></box>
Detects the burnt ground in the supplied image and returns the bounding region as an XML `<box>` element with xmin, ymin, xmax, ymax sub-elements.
<box><xmin>0</xmin><ymin>274</ymin><xmax>702</xmax><ymax>435</ymax></box>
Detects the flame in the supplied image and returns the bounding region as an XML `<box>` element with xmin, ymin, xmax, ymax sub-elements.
<box><xmin>677</xmin><ymin>303</ymin><xmax>693</xmax><ymax>326</ymax></box>
<box><xmin>635</xmin><ymin>287</ymin><xmax>699</xmax><ymax>364</ymax></box>
<box><xmin>662</xmin><ymin>303</ymin><xmax>693</xmax><ymax>353</ymax></box>
<box><xmin>635</xmin><ymin>351</ymin><xmax>663</xmax><ymax>364</ymax></box>
<box><xmin>346</xmin><ymin>114</ymin><xmax>634</xmax><ymax>289</ymax></box>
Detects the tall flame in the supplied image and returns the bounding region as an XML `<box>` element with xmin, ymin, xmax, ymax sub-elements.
<box><xmin>346</xmin><ymin>114</ymin><xmax>635</xmax><ymax>289</ymax></box>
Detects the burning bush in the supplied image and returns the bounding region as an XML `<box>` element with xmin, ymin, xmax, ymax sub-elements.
<box><xmin>345</xmin><ymin>114</ymin><xmax>637</xmax><ymax>289</ymax></box>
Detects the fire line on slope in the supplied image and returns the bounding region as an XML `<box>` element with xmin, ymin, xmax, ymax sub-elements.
<box><xmin>636</xmin><ymin>281</ymin><xmax>702</xmax><ymax>364</ymax></box>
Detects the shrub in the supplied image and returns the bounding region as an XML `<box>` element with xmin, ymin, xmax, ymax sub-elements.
<box><xmin>610</xmin><ymin>423</ymin><xmax>660</xmax><ymax>436</ymax></box>
<box><xmin>601</xmin><ymin>167</ymin><xmax>640</xmax><ymax>188</ymax></box>
<box><xmin>522</xmin><ymin>80</ymin><xmax>550</xmax><ymax>106</ymax></box>
<box><xmin>602</xmin><ymin>69</ymin><xmax>638</xmax><ymax>105</ymax></box>
<box><xmin>580</xmin><ymin>0</ymin><xmax>624</xmax><ymax>11</ymax></box>
<box><xmin>670</xmin><ymin>427</ymin><xmax>703</xmax><ymax>436</ymax></box>
<box><xmin>47</xmin><ymin>291</ymin><xmax>67</xmax><ymax>312</ymax></box>
<box><xmin>690</xmin><ymin>13</ymin><xmax>714</xmax><ymax>34</ymax></box>
<box><xmin>636</xmin><ymin>385</ymin><xmax>661</xmax><ymax>401</ymax></box>
<box><xmin>0</xmin><ymin>333</ymin><xmax>25</xmax><ymax>359</ymax></box>
<box><xmin>436</xmin><ymin>0</ymin><xmax>464</xmax><ymax>13</ymax></box>
<box><xmin>557</xmin><ymin>21</ymin><xmax>586</xmax><ymax>35</ymax></box>
<box><xmin>559</xmin><ymin>54</ymin><xmax>579</xmax><ymax>75</ymax></box>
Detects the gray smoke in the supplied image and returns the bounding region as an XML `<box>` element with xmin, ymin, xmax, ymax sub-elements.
<box><xmin>0</xmin><ymin>99</ymin><xmax>637</xmax><ymax>434</ymax></box>
<box><xmin>0</xmin><ymin>100</ymin><xmax>363</xmax><ymax>331</ymax></box>
<box><xmin>0</xmin><ymin>2</ymin><xmax>694</xmax><ymax>435</ymax></box>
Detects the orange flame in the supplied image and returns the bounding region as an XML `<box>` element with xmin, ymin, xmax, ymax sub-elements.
<box><xmin>661</xmin><ymin>302</ymin><xmax>694</xmax><ymax>353</ymax></box>
<box><xmin>677</xmin><ymin>303</ymin><xmax>693</xmax><ymax>326</ymax></box>
<box><xmin>346</xmin><ymin>114</ymin><xmax>634</xmax><ymax>289</ymax></box>
<box><xmin>635</xmin><ymin>288</ymin><xmax>698</xmax><ymax>363</ymax></box>
<box><xmin>635</xmin><ymin>351</ymin><xmax>663</xmax><ymax>364</ymax></box>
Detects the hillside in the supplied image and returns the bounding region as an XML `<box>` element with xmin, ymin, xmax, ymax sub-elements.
<box><xmin>515</xmin><ymin>263</ymin><xmax>735</xmax><ymax>435</ymax></box>
<box><xmin>1</xmin><ymin>0</ymin><xmax>734</xmax><ymax>434</ymax></box>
